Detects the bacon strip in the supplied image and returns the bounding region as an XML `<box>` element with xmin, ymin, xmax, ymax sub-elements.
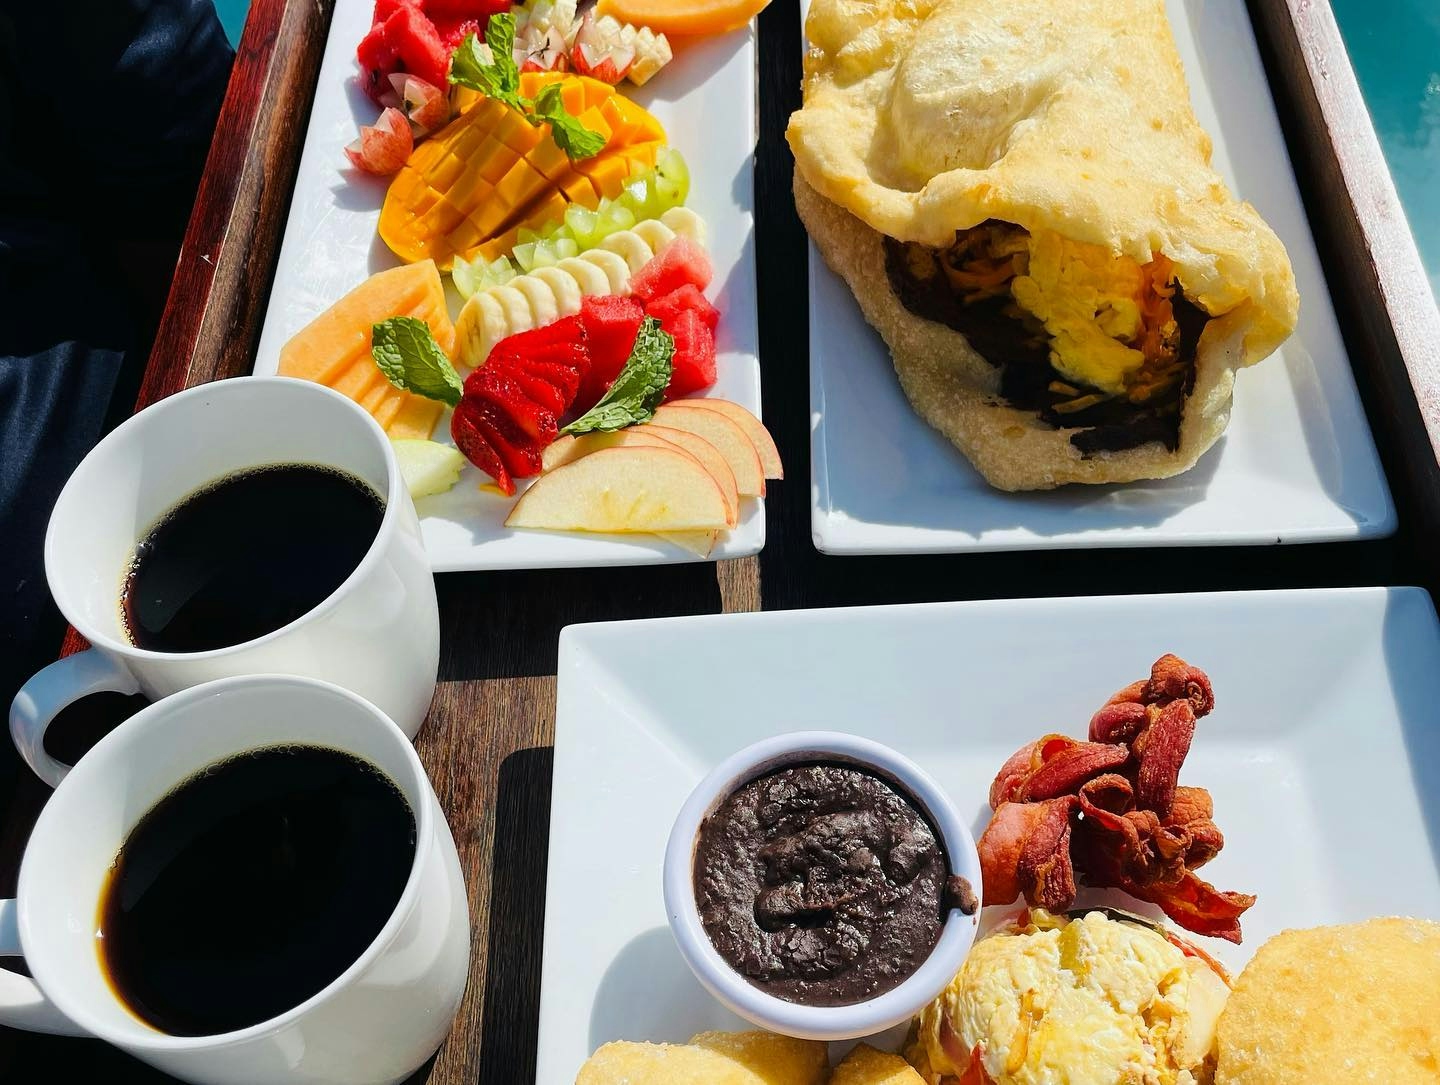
<box><xmin>978</xmin><ymin>655</ymin><xmax>1253</xmax><ymax>941</ymax></box>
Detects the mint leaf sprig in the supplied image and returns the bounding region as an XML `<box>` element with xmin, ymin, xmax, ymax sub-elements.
<box><xmin>449</xmin><ymin>15</ymin><xmax>606</xmax><ymax>162</ymax></box>
<box><xmin>562</xmin><ymin>316</ymin><xmax>674</xmax><ymax>436</ymax></box>
<box><xmin>371</xmin><ymin>317</ymin><xmax>463</xmax><ymax>406</ymax></box>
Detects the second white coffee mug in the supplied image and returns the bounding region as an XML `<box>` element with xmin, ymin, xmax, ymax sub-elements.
<box><xmin>0</xmin><ymin>674</ymin><xmax>470</xmax><ymax>1085</ymax></box>
<box><xmin>9</xmin><ymin>376</ymin><xmax>440</xmax><ymax>783</ymax></box>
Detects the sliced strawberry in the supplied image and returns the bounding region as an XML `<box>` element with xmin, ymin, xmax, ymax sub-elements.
<box><xmin>660</xmin><ymin>308</ymin><xmax>718</xmax><ymax>400</ymax></box>
<box><xmin>451</xmin><ymin>399</ymin><xmax>514</xmax><ymax>495</ymax></box>
<box><xmin>472</xmin><ymin>380</ymin><xmax>560</xmax><ymax>444</ymax></box>
<box><xmin>477</xmin><ymin>360</ymin><xmax>569</xmax><ymax>415</ymax></box>
<box><xmin>491</xmin><ymin>315</ymin><xmax>588</xmax><ymax>357</ymax></box>
<box><xmin>467</xmin><ymin>398</ymin><xmax>545</xmax><ymax>478</ymax></box>
<box><xmin>645</xmin><ymin>284</ymin><xmax>720</xmax><ymax>333</ymax></box>
<box><xmin>345</xmin><ymin>107</ymin><xmax>414</xmax><ymax>175</ymax></box>
<box><xmin>503</xmin><ymin>356</ymin><xmax>584</xmax><ymax>405</ymax></box>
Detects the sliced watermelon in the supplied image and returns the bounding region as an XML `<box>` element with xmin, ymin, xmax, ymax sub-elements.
<box><xmin>452</xmin><ymin>399</ymin><xmax>514</xmax><ymax>495</ymax></box>
<box><xmin>629</xmin><ymin>237</ymin><xmax>714</xmax><ymax>304</ymax></box>
<box><xmin>576</xmin><ymin>295</ymin><xmax>645</xmax><ymax>409</ymax></box>
<box><xmin>661</xmin><ymin>308</ymin><xmax>718</xmax><ymax>400</ymax></box>
<box><xmin>423</xmin><ymin>0</ymin><xmax>510</xmax><ymax>17</ymax></box>
<box><xmin>645</xmin><ymin>284</ymin><xmax>719</xmax><ymax>333</ymax></box>
<box><xmin>359</xmin><ymin>5</ymin><xmax>451</xmax><ymax>102</ymax></box>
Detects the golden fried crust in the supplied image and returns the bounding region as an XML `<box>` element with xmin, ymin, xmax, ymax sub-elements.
<box><xmin>1215</xmin><ymin>918</ymin><xmax>1440</xmax><ymax>1085</ymax></box>
<box><xmin>575</xmin><ymin>1032</ymin><xmax>829</xmax><ymax>1085</ymax></box>
<box><xmin>795</xmin><ymin>174</ymin><xmax>1243</xmax><ymax>490</ymax></box>
<box><xmin>787</xmin><ymin>0</ymin><xmax>1298</xmax><ymax>362</ymax></box>
<box><xmin>832</xmin><ymin>1044</ymin><xmax>929</xmax><ymax>1085</ymax></box>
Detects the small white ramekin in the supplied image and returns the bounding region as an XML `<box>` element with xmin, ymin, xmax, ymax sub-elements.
<box><xmin>663</xmin><ymin>731</ymin><xmax>982</xmax><ymax>1041</ymax></box>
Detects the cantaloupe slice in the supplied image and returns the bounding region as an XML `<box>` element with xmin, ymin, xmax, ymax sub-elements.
<box><xmin>277</xmin><ymin>260</ymin><xmax>454</xmax><ymax>440</ymax></box>
<box><xmin>379</xmin><ymin>74</ymin><xmax>666</xmax><ymax>269</ymax></box>
<box><xmin>595</xmin><ymin>0</ymin><xmax>769</xmax><ymax>37</ymax></box>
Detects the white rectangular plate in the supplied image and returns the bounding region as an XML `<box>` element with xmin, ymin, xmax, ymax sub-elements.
<box><xmin>806</xmin><ymin>0</ymin><xmax>1395</xmax><ymax>553</ymax></box>
<box><xmin>539</xmin><ymin>587</ymin><xmax>1440</xmax><ymax>1081</ymax></box>
<box><xmin>253</xmin><ymin>0</ymin><xmax>762</xmax><ymax>571</ymax></box>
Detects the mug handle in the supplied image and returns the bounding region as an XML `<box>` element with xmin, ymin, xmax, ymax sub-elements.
<box><xmin>0</xmin><ymin>899</ymin><xmax>86</xmax><ymax>1035</ymax></box>
<box><xmin>9</xmin><ymin>650</ymin><xmax>140</xmax><ymax>787</ymax></box>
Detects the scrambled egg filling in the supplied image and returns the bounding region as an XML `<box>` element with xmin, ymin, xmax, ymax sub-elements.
<box><xmin>937</xmin><ymin>224</ymin><xmax>1190</xmax><ymax>403</ymax></box>
<box><xmin>913</xmin><ymin>911</ymin><xmax>1219</xmax><ymax>1085</ymax></box>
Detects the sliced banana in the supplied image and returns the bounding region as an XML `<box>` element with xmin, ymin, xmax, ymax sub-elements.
<box><xmin>455</xmin><ymin>219</ymin><xmax>713</xmax><ymax>366</ymax></box>
<box><xmin>599</xmin><ymin>230</ymin><xmax>658</xmax><ymax>274</ymax></box>
<box><xmin>631</xmin><ymin>219</ymin><xmax>677</xmax><ymax>254</ymax></box>
<box><xmin>533</xmin><ymin>266</ymin><xmax>586</xmax><ymax>316</ymax></box>
<box><xmin>511</xmin><ymin>274</ymin><xmax>561</xmax><ymax>329</ymax></box>
<box><xmin>554</xmin><ymin>256</ymin><xmax>611</xmax><ymax>297</ymax></box>
<box><xmin>660</xmin><ymin>206</ymin><xmax>707</xmax><ymax>246</ymax></box>
<box><xmin>577</xmin><ymin>249</ymin><xmax>631</xmax><ymax>294</ymax></box>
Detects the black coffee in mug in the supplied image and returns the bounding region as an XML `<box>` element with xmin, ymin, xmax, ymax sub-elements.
<box><xmin>97</xmin><ymin>745</ymin><xmax>416</xmax><ymax>1036</ymax></box>
<box><xmin>121</xmin><ymin>464</ymin><xmax>384</xmax><ymax>654</ymax></box>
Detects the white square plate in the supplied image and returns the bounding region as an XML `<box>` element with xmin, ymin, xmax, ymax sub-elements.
<box><xmin>252</xmin><ymin>0</ymin><xmax>762</xmax><ymax>571</ymax></box>
<box><xmin>806</xmin><ymin>0</ymin><xmax>1395</xmax><ymax>553</ymax></box>
<box><xmin>539</xmin><ymin>587</ymin><xmax>1440</xmax><ymax>1081</ymax></box>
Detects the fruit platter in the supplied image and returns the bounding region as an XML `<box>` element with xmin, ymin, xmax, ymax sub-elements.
<box><xmin>253</xmin><ymin>0</ymin><xmax>775</xmax><ymax>570</ymax></box>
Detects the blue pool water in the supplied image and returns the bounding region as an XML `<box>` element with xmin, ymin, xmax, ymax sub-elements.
<box><xmin>1333</xmin><ymin>0</ymin><xmax>1440</xmax><ymax>297</ymax></box>
<box><xmin>209</xmin><ymin>0</ymin><xmax>1436</xmax><ymax>294</ymax></box>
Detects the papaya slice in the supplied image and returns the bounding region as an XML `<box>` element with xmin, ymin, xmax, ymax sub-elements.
<box><xmin>278</xmin><ymin>260</ymin><xmax>454</xmax><ymax>440</ymax></box>
<box><xmin>378</xmin><ymin>74</ymin><xmax>665</xmax><ymax>269</ymax></box>
<box><xmin>595</xmin><ymin>0</ymin><xmax>769</xmax><ymax>36</ymax></box>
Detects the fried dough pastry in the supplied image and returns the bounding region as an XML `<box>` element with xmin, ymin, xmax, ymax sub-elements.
<box><xmin>1215</xmin><ymin>919</ymin><xmax>1440</xmax><ymax>1084</ymax></box>
<box><xmin>787</xmin><ymin>0</ymin><xmax>1299</xmax><ymax>489</ymax></box>
<box><xmin>575</xmin><ymin>1030</ymin><xmax>829</xmax><ymax>1085</ymax></box>
<box><xmin>831</xmin><ymin>1044</ymin><xmax>928</xmax><ymax>1085</ymax></box>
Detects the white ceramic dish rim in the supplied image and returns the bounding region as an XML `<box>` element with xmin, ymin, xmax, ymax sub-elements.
<box><xmin>18</xmin><ymin>674</ymin><xmax>436</xmax><ymax>1052</ymax></box>
<box><xmin>662</xmin><ymin>730</ymin><xmax>982</xmax><ymax>1041</ymax></box>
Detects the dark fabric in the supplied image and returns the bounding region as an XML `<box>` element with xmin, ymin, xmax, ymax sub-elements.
<box><xmin>0</xmin><ymin>2</ymin><xmax>234</xmax><ymax>791</ymax></box>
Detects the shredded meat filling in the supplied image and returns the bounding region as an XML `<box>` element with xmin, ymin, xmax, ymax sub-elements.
<box><xmin>884</xmin><ymin>222</ymin><xmax>1210</xmax><ymax>456</ymax></box>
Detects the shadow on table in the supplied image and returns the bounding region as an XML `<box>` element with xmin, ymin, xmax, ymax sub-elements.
<box><xmin>436</xmin><ymin>565</ymin><xmax>723</xmax><ymax>682</ymax></box>
<box><xmin>475</xmin><ymin>746</ymin><xmax>554</xmax><ymax>1085</ymax></box>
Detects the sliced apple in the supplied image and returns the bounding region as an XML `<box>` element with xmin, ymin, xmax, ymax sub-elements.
<box><xmin>543</xmin><ymin>429</ymin><xmax>677</xmax><ymax>473</ymax></box>
<box><xmin>505</xmin><ymin>447</ymin><xmax>729</xmax><ymax>533</ymax></box>
<box><xmin>668</xmin><ymin>399</ymin><xmax>782</xmax><ymax>480</ymax></box>
<box><xmin>642</xmin><ymin>425</ymin><xmax>739</xmax><ymax>526</ymax></box>
<box><xmin>543</xmin><ymin>428</ymin><xmax>738</xmax><ymax>528</ymax></box>
<box><xmin>650</xmin><ymin>404</ymin><xmax>765</xmax><ymax>498</ymax></box>
<box><xmin>656</xmin><ymin>530</ymin><xmax>719</xmax><ymax>557</ymax></box>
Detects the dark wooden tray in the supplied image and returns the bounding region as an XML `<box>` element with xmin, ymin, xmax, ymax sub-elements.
<box><xmin>3</xmin><ymin>0</ymin><xmax>1437</xmax><ymax>1080</ymax></box>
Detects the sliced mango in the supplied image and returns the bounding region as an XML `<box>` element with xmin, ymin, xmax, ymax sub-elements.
<box><xmin>379</xmin><ymin>73</ymin><xmax>665</xmax><ymax>270</ymax></box>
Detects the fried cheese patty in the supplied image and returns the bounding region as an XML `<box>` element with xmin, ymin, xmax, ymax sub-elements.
<box><xmin>1215</xmin><ymin>918</ymin><xmax>1440</xmax><ymax>1085</ymax></box>
<box><xmin>910</xmin><ymin>911</ymin><xmax>1228</xmax><ymax>1085</ymax></box>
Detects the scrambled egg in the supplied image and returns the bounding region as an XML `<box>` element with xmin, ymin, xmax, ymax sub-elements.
<box><xmin>1010</xmin><ymin>232</ymin><xmax>1157</xmax><ymax>397</ymax></box>
<box><xmin>912</xmin><ymin>911</ymin><xmax>1225</xmax><ymax>1085</ymax></box>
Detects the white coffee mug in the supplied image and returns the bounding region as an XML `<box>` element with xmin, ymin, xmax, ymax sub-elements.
<box><xmin>0</xmin><ymin>674</ymin><xmax>471</xmax><ymax>1084</ymax></box>
<box><xmin>9</xmin><ymin>376</ymin><xmax>440</xmax><ymax>783</ymax></box>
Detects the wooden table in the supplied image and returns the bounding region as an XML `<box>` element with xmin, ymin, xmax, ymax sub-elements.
<box><xmin>3</xmin><ymin>0</ymin><xmax>1438</xmax><ymax>1081</ymax></box>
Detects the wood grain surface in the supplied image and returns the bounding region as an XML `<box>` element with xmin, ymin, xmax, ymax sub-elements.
<box><xmin>2</xmin><ymin>0</ymin><xmax>1438</xmax><ymax>1082</ymax></box>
